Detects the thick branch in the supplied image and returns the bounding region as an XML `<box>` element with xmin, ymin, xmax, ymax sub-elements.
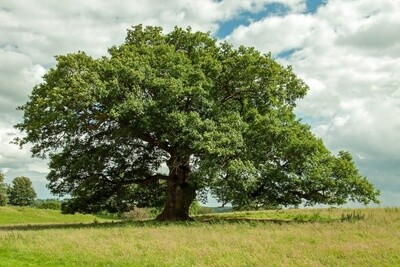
<box><xmin>133</xmin><ymin>174</ymin><xmax>169</xmax><ymax>186</ymax></box>
<box><xmin>134</xmin><ymin>132</ymin><xmax>172</xmax><ymax>153</ymax></box>
<box><xmin>221</xmin><ymin>89</ymin><xmax>245</xmax><ymax>103</ymax></box>
<box><xmin>291</xmin><ymin>187</ymin><xmax>330</xmax><ymax>201</ymax></box>
<box><xmin>118</xmin><ymin>118</ymin><xmax>172</xmax><ymax>153</ymax></box>
<box><xmin>103</xmin><ymin>173</ymin><xmax>168</xmax><ymax>187</ymax></box>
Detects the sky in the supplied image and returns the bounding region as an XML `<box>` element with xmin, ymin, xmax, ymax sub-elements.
<box><xmin>0</xmin><ymin>0</ymin><xmax>399</xmax><ymax>206</ymax></box>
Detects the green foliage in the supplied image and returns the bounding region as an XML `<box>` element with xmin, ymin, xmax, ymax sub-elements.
<box><xmin>0</xmin><ymin>172</ymin><xmax>8</xmax><ymax>206</ymax></box>
<box><xmin>94</xmin><ymin>210</ymin><xmax>121</xmax><ymax>220</ymax></box>
<box><xmin>189</xmin><ymin>200</ymin><xmax>215</xmax><ymax>215</ymax></box>
<box><xmin>60</xmin><ymin>182</ymin><xmax>166</xmax><ymax>214</ymax></box>
<box><xmin>15</xmin><ymin>25</ymin><xmax>379</xmax><ymax>219</ymax></box>
<box><xmin>232</xmin><ymin>201</ymin><xmax>281</xmax><ymax>211</ymax></box>
<box><xmin>7</xmin><ymin>176</ymin><xmax>37</xmax><ymax>206</ymax></box>
<box><xmin>189</xmin><ymin>200</ymin><xmax>202</xmax><ymax>215</ymax></box>
<box><xmin>146</xmin><ymin>207</ymin><xmax>164</xmax><ymax>218</ymax></box>
<box><xmin>341</xmin><ymin>210</ymin><xmax>366</xmax><ymax>222</ymax></box>
<box><xmin>33</xmin><ymin>199</ymin><xmax>62</xmax><ymax>210</ymax></box>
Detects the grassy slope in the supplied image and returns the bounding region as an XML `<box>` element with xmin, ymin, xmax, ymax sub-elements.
<box><xmin>0</xmin><ymin>207</ymin><xmax>399</xmax><ymax>266</ymax></box>
<box><xmin>0</xmin><ymin>206</ymin><xmax>113</xmax><ymax>225</ymax></box>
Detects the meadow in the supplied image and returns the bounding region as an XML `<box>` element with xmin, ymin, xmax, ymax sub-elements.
<box><xmin>0</xmin><ymin>206</ymin><xmax>399</xmax><ymax>266</ymax></box>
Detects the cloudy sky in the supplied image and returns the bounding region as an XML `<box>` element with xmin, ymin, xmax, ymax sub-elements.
<box><xmin>0</xmin><ymin>0</ymin><xmax>399</xmax><ymax>206</ymax></box>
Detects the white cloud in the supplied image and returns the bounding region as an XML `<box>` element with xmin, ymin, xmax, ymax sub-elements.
<box><xmin>0</xmin><ymin>122</ymin><xmax>49</xmax><ymax>188</ymax></box>
<box><xmin>0</xmin><ymin>0</ymin><xmax>306</xmax><ymax>66</ymax></box>
<box><xmin>27</xmin><ymin>162</ymin><xmax>49</xmax><ymax>176</ymax></box>
<box><xmin>0</xmin><ymin>124</ymin><xmax>29</xmax><ymax>166</ymax></box>
<box><xmin>0</xmin><ymin>49</ymin><xmax>46</xmax><ymax>124</ymax></box>
<box><xmin>225</xmin><ymin>14</ymin><xmax>316</xmax><ymax>55</ymax></box>
<box><xmin>1</xmin><ymin>168</ymin><xmax>10</xmax><ymax>175</ymax></box>
<box><xmin>22</xmin><ymin>64</ymin><xmax>46</xmax><ymax>85</ymax></box>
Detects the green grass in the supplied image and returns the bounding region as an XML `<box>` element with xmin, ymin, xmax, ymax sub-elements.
<box><xmin>0</xmin><ymin>206</ymin><xmax>114</xmax><ymax>225</ymax></box>
<box><xmin>0</xmin><ymin>207</ymin><xmax>399</xmax><ymax>266</ymax></box>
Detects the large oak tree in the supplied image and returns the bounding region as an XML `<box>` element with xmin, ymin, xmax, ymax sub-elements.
<box><xmin>15</xmin><ymin>25</ymin><xmax>379</xmax><ymax>220</ymax></box>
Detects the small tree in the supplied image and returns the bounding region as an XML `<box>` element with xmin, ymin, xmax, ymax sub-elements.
<box><xmin>8</xmin><ymin>176</ymin><xmax>37</xmax><ymax>206</ymax></box>
<box><xmin>0</xmin><ymin>172</ymin><xmax>8</xmax><ymax>206</ymax></box>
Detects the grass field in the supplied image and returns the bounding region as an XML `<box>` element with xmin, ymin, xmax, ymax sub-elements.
<box><xmin>0</xmin><ymin>206</ymin><xmax>115</xmax><ymax>225</ymax></box>
<box><xmin>0</xmin><ymin>206</ymin><xmax>399</xmax><ymax>266</ymax></box>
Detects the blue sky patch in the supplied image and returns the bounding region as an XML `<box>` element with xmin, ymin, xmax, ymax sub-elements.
<box><xmin>276</xmin><ymin>48</ymin><xmax>301</xmax><ymax>59</ymax></box>
<box><xmin>215</xmin><ymin>3</ymin><xmax>290</xmax><ymax>38</ymax></box>
<box><xmin>215</xmin><ymin>1</ymin><xmax>327</xmax><ymax>39</ymax></box>
<box><xmin>306</xmin><ymin>0</ymin><xmax>327</xmax><ymax>14</ymax></box>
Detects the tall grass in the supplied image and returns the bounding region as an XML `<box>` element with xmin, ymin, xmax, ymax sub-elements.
<box><xmin>0</xmin><ymin>207</ymin><xmax>399</xmax><ymax>266</ymax></box>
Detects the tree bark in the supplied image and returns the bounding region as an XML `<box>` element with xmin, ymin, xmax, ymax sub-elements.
<box><xmin>155</xmin><ymin>154</ymin><xmax>196</xmax><ymax>221</ymax></box>
<box><xmin>155</xmin><ymin>179</ymin><xmax>196</xmax><ymax>221</ymax></box>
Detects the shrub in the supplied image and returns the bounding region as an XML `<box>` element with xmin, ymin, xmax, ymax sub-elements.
<box><xmin>189</xmin><ymin>200</ymin><xmax>202</xmax><ymax>215</ymax></box>
<box><xmin>33</xmin><ymin>200</ymin><xmax>62</xmax><ymax>210</ymax></box>
<box><xmin>146</xmin><ymin>207</ymin><xmax>163</xmax><ymax>218</ymax></box>
<box><xmin>341</xmin><ymin>210</ymin><xmax>366</xmax><ymax>222</ymax></box>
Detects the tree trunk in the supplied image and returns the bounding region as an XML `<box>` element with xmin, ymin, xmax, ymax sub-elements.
<box><xmin>155</xmin><ymin>179</ymin><xmax>196</xmax><ymax>221</ymax></box>
<box><xmin>155</xmin><ymin>155</ymin><xmax>196</xmax><ymax>221</ymax></box>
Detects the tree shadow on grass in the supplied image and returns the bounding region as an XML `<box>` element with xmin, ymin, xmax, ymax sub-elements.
<box><xmin>0</xmin><ymin>220</ymin><xmax>139</xmax><ymax>231</ymax></box>
<box><xmin>196</xmin><ymin>216</ymin><xmax>294</xmax><ymax>224</ymax></box>
<box><xmin>0</xmin><ymin>217</ymin><xmax>297</xmax><ymax>231</ymax></box>
<box><xmin>0</xmin><ymin>219</ymin><xmax>196</xmax><ymax>231</ymax></box>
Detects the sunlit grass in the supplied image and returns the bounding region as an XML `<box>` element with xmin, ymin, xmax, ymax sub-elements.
<box><xmin>0</xmin><ymin>207</ymin><xmax>399</xmax><ymax>266</ymax></box>
<box><xmin>0</xmin><ymin>206</ymin><xmax>114</xmax><ymax>225</ymax></box>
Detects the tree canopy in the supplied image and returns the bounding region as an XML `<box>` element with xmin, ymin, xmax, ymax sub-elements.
<box><xmin>15</xmin><ymin>25</ymin><xmax>379</xmax><ymax>220</ymax></box>
<box><xmin>8</xmin><ymin>176</ymin><xmax>37</xmax><ymax>206</ymax></box>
